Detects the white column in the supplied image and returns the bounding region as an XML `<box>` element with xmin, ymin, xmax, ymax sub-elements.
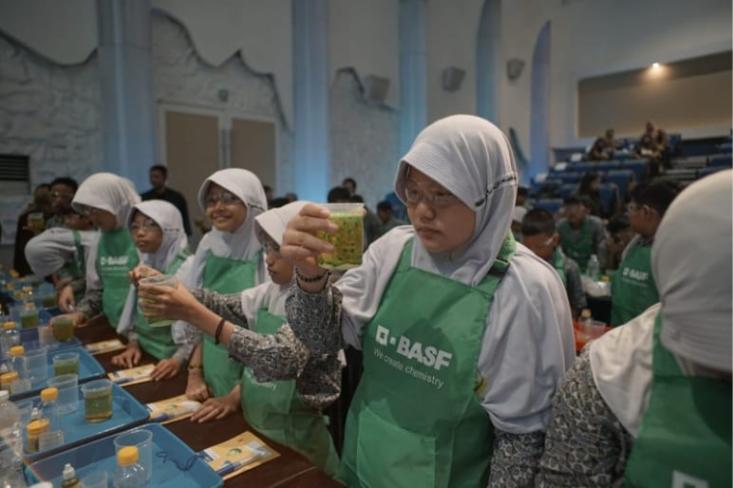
<box><xmin>97</xmin><ymin>0</ymin><xmax>156</xmax><ymax>191</ymax></box>
<box><xmin>399</xmin><ymin>0</ymin><xmax>427</xmax><ymax>155</ymax></box>
<box><xmin>292</xmin><ymin>0</ymin><xmax>330</xmax><ymax>202</ymax></box>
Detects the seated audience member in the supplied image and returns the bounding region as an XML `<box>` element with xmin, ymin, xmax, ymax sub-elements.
<box><xmin>516</xmin><ymin>186</ymin><xmax>530</xmax><ymax>208</ymax></box>
<box><xmin>522</xmin><ymin>209</ymin><xmax>586</xmax><ymax>318</ymax></box>
<box><xmin>557</xmin><ymin>195</ymin><xmax>606</xmax><ymax>273</ymax></box>
<box><xmin>327</xmin><ymin>186</ymin><xmax>352</xmax><ymax>203</ymax></box>
<box><xmin>375</xmin><ymin>200</ymin><xmax>405</xmax><ymax>238</ymax></box>
<box><xmin>603</xmin><ymin>128</ymin><xmax>620</xmax><ymax>153</ymax></box>
<box><xmin>14</xmin><ymin>183</ymin><xmax>53</xmax><ymax>276</ymax></box>
<box><xmin>578</xmin><ymin>172</ymin><xmax>603</xmax><ymax>217</ymax></box>
<box><xmin>141</xmin><ymin>165</ymin><xmax>192</xmax><ymax>236</ymax></box>
<box><xmin>511</xmin><ymin>205</ymin><xmax>528</xmax><ymax>241</ymax></box>
<box><xmin>610</xmin><ymin>180</ymin><xmax>680</xmax><ymax>326</ymax></box>
<box><xmin>342</xmin><ymin>177</ymin><xmax>357</xmax><ymax>196</ymax></box>
<box><xmin>536</xmin><ymin>171</ymin><xmax>731</xmax><ymax>487</ymax></box>
<box><xmin>350</xmin><ymin>194</ymin><xmax>381</xmax><ymax>247</ymax></box>
<box><xmin>599</xmin><ymin>214</ymin><xmax>633</xmax><ymax>271</ymax></box>
<box><xmin>588</xmin><ymin>137</ymin><xmax>611</xmax><ymax>161</ymax></box>
<box><xmin>46</xmin><ymin>177</ymin><xmax>79</xmax><ymax>229</ymax></box>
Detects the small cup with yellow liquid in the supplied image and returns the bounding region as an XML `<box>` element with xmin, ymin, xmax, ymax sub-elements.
<box><xmin>81</xmin><ymin>379</ymin><xmax>113</xmax><ymax>423</ymax></box>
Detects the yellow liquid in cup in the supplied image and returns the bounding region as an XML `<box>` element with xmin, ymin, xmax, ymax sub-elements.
<box><xmin>317</xmin><ymin>214</ymin><xmax>364</xmax><ymax>270</ymax></box>
<box><xmin>20</xmin><ymin>312</ymin><xmax>39</xmax><ymax>329</ymax></box>
<box><xmin>53</xmin><ymin>359</ymin><xmax>79</xmax><ymax>376</ymax></box>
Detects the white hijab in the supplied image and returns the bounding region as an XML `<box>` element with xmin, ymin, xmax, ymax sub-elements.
<box><xmin>254</xmin><ymin>201</ymin><xmax>308</xmax><ymax>248</ymax></box>
<box><xmin>591</xmin><ymin>170</ymin><xmax>733</xmax><ymax>437</ymax></box>
<box><xmin>128</xmin><ymin>200</ymin><xmax>189</xmax><ymax>271</ymax></box>
<box><xmin>72</xmin><ymin>173</ymin><xmax>141</xmax><ymax>229</ymax></box>
<box><xmin>25</xmin><ymin>228</ymin><xmax>99</xmax><ymax>278</ymax></box>
<box><xmin>186</xmin><ymin>168</ymin><xmax>267</xmax><ymax>287</ymax></box>
<box><xmin>394</xmin><ymin>115</ymin><xmax>518</xmax><ymax>286</ymax></box>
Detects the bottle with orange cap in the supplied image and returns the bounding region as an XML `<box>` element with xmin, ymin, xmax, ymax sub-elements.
<box><xmin>26</xmin><ymin>407</ymin><xmax>50</xmax><ymax>453</ymax></box>
<box><xmin>113</xmin><ymin>446</ymin><xmax>147</xmax><ymax>487</ymax></box>
<box><xmin>0</xmin><ymin>370</ymin><xmax>19</xmax><ymax>392</ymax></box>
<box><xmin>0</xmin><ymin>321</ymin><xmax>20</xmax><ymax>361</ymax></box>
<box><xmin>8</xmin><ymin>345</ymin><xmax>26</xmax><ymax>378</ymax></box>
<box><xmin>40</xmin><ymin>387</ymin><xmax>60</xmax><ymax>432</ymax></box>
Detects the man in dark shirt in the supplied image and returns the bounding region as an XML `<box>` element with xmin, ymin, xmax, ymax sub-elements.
<box><xmin>140</xmin><ymin>164</ymin><xmax>192</xmax><ymax>236</ymax></box>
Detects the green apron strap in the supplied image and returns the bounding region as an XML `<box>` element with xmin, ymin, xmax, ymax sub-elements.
<box><xmin>97</xmin><ymin>228</ymin><xmax>139</xmax><ymax>328</ymax></box>
<box><xmin>624</xmin><ymin>314</ymin><xmax>732</xmax><ymax>487</ymax></box>
<box><xmin>610</xmin><ymin>240</ymin><xmax>658</xmax><ymax>326</ymax></box>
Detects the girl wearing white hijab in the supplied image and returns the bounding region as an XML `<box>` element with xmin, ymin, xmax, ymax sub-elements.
<box><xmin>25</xmin><ymin>227</ymin><xmax>98</xmax><ymax>304</ymax></box>
<box><xmin>138</xmin><ymin>201</ymin><xmax>341</xmax><ymax>475</ymax></box>
<box><xmin>177</xmin><ymin>168</ymin><xmax>268</xmax><ymax>400</ymax></box>
<box><xmin>536</xmin><ymin>170</ymin><xmax>732</xmax><ymax>487</ymax></box>
<box><xmin>55</xmin><ymin>173</ymin><xmax>141</xmax><ymax>329</ymax></box>
<box><xmin>278</xmin><ymin>115</ymin><xmax>574</xmax><ymax>486</ymax></box>
<box><xmin>111</xmin><ymin>200</ymin><xmax>193</xmax><ymax>381</ymax></box>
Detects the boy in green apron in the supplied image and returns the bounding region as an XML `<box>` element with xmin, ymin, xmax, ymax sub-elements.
<box><xmin>137</xmin><ymin>201</ymin><xmax>340</xmax><ymax>476</ymax></box>
<box><xmin>557</xmin><ymin>195</ymin><xmax>606</xmax><ymax>272</ymax></box>
<box><xmin>53</xmin><ymin>173</ymin><xmax>141</xmax><ymax>331</ymax></box>
<box><xmin>112</xmin><ymin>201</ymin><xmax>193</xmax><ymax>381</ymax></box>
<box><xmin>536</xmin><ymin>171</ymin><xmax>732</xmax><ymax>487</ymax></box>
<box><xmin>521</xmin><ymin>208</ymin><xmax>587</xmax><ymax>318</ymax></box>
<box><xmin>610</xmin><ymin>180</ymin><xmax>679</xmax><ymax>326</ymax></box>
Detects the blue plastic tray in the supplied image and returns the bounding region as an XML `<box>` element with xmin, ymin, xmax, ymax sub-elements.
<box><xmin>10</xmin><ymin>346</ymin><xmax>105</xmax><ymax>401</ymax></box>
<box><xmin>18</xmin><ymin>382</ymin><xmax>150</xmax><ymax>462</ymax></box>
<box><xmin>25</xmin><ymin>423</ymin><xmax>222</xmax><ymax>487</ymax></box>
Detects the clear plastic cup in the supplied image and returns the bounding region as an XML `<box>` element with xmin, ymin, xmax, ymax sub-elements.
<box><xmin>138</xmin><ymin>275</ymin><xmax>178</xmax><ymax>327</ymax></box>
<box><xmin>53</xmin><ymin>352</ymin><xmax>80</xmax><ymax>376</ymax></box>
<box><xmin>47</xmin><ymin>374</ymin><xmax>79</xmax><ymax>414</ymax></box>
<box><xmin>317</xmin><ymin>203</ymin><xmax>365</xmax><ymax>270</ymax></box>
<box><xmin>81</xmin><ymin>379</ymin><xmax>113</xmax><ymax>423</ymax></box>
<box><xmin>25</xmin><ymin>347</ymin><xmax>48</xmax><ymax>384</ymax></box>
<box><xmin>38</xmin><ymin>430</ymin><xmax>65</xmax><ymax>451</ymax></box>
<box><xmin>37</xmin><ymin>324</ymin><xmax>55</xmax><ymax>347</ymax></box>
<box><xmin>20</xmin><ymin>307</ymin><xmax>39</xmax><ymax>329</ymax></box>
<box><xmin>51</xmin><ymin>316</ymin><xmax>75</xmax><ymax>342</ymax></box>
<box><xmin>81</xmin><ymin>471</ymin><xmax>108</xmax><ymax>488</ymax></box>
<box><xmin>114</xmin><ymin>428</ymin><xmax>153</xmax><ymax>482</ymax></box>
<box><xmin>28</xmin><ymin>212</ymin><xmax>45</xmax><ymax>233</ymax></box>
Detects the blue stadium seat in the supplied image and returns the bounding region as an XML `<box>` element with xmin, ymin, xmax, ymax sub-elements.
<box><xmin>718</xmin><ymin>142</ymin><xmax>732</xmax><ymax>154</ymax></box>
<box><xmin>605</xmin><ymin>169</ymin><xmax>635</xmax><ymax>200</ymax></box>
<box><xmin>534</xmin><ymin>198</ymin><xmax>564</xmax><ymax>215</ymax></box>
<box><xmin>596</xmin><ymin>160</ymin><xmax>622</xmax><ymax>172</ymax></box>
<box><xmin>549</xmin><ymin>171</ymin><xmax>581</xmax><ymax>184</ymax></box>
<box><xmin>598</xmin><ymin>183</ymin><xmax>619</xmax><ymax>217</ymax></box>
<box><xmin>620</xmin><ymin>159</ymin><xmax>647</xmax><ymax>182</ymax></box>
<box><xmin>708</xmin><ymin>155</ymin><xmax>732</xmax><ymax>168</ymax></box>
<box><xmin>559</xmin><ymin>183</ymin><xmax>578</xmax><ymax>199</ymax></box>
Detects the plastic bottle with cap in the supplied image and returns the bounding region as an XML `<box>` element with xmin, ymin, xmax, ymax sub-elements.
<box><xmin>0</xmin><ymin>371</ymin><xmax>18</xmax><ymax>392</ymax></box>
<box><xmin>61</xmin><ymin>463</ymin><xmax>81</xmax><ymax>488</ymax></box>
<box><xmin>0</xmin><ymin>390</ymin><xmax>23</xmax><ymax>486</ymax></box>
<box><xmin>7</xmin><ymin>345</ymin><xmax>26</xmax><ymax>380</ymax></box>
<box><xmin>26</xmin><ymin>411</ymin><xmax>50</xmax><ymax>453</ymax></box>
<box><xmin>41</xmin><ymin>387</ymin><xmax>60</xmax><ymax>431</ymax></box>
<box><xmin>113</xmin><ymin>446</ymin><xmax>147</xmax><ymax>487</ymax></box>
<box><xmin>0</xmin><ymin>321</ymin><xmax>20</xmax><ymax>361</ymax></box>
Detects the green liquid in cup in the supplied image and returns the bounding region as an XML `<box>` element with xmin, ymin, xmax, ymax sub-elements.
<box><xmin>317</xmin><ymin>214</ymin><xmax>364</xmax><ymax>270</ymax></box>
<box><xmin>52</xmin><ymin>319</ymin><xmax>75</xmax><ymax>342</ymax></box>
<box><xmin>53</xmin><ymin>360</ymin><xmax>79</xmax><ymax>376</ymax></box>
<box><xmin>20</xmin><ymin>312</ymin><xmax>39</xmax><ymax>329</ymax></box>
<box><xmin>84</xmin><ymin>389</ymin><xmax>113</xmax><ymax>423</ymax></box>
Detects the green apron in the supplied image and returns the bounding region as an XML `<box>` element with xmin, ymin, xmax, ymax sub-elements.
<box><xmin>202</xmin><ymin>252</ymin><xmax>260</xmax><ymax>397</ymax></box>
<box><xmin>240</xmin><ymin>309</ymin><xmax>340</xmax><ymax>476</ymax></box>
<box><xmin>58</xmin><ymin>230</ymin><xmax>87</xmax><ymax>303</ymax></box>
<box><xmin>610</xmin><ymin>240</ymin><xmax>658</xmax><ymax>327</ymax></box>
<box><xmin>624</xmin><ymin>314</ymin><xmax>731</xmax><ymax>487</ymax></box>
<box><xmin>558</xmin><ymin>219</ymin><xmax>593</xmax><ymax>272</ymax></box>
<box><xmin>551</xmin><ymin>249</ymin><xmax>568</xmax><ymax>286</ymax></box>
<box><xmin>340</xmin><ymin>235</ymin><xmax>515</xmax><ymax>488</ymax></box>
<box><xmin>97</xmin><ymin>228</ymin><xmax>139</xmax><ymax>328</ymax></box>
<box><xmin>135</xmin><ymin>251</ymin><xmax>190</xmax><ymax>361</ymax></box>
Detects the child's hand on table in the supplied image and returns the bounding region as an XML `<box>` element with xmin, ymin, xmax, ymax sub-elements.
<box><xmin>186</xmin><ymin>369</ymin><xmax>210</xmax><ymax>402</ymax></box>
<box><xmin>151</xmin><ymin>358</ymin><xmax>181</xmax><ymax>381</ymax></box>
<box><xmin>190</xmin><ymin>388</ymin><xmax>240</xmax><ymax>423</ymax></box>
<box><xmin>111</xmin><ymin>342</ymin><xmax>141</xmax><ymax>368</ymax></box>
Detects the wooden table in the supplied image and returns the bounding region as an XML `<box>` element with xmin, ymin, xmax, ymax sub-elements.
<box><xmin>75</xmin><ymin>317</ymin><xmax>342</xmax><ymax>487</ymax></box>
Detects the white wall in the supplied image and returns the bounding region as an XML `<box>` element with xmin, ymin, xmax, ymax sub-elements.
<box><xmin>499</xmin><ymin>0</ymin><xmax>732</xmax><ymax>153</ymax></box>
<box><xmin>426</xmin><ymin>0</ymin><xmax>484</xmax><ymax>122</ymax></box>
